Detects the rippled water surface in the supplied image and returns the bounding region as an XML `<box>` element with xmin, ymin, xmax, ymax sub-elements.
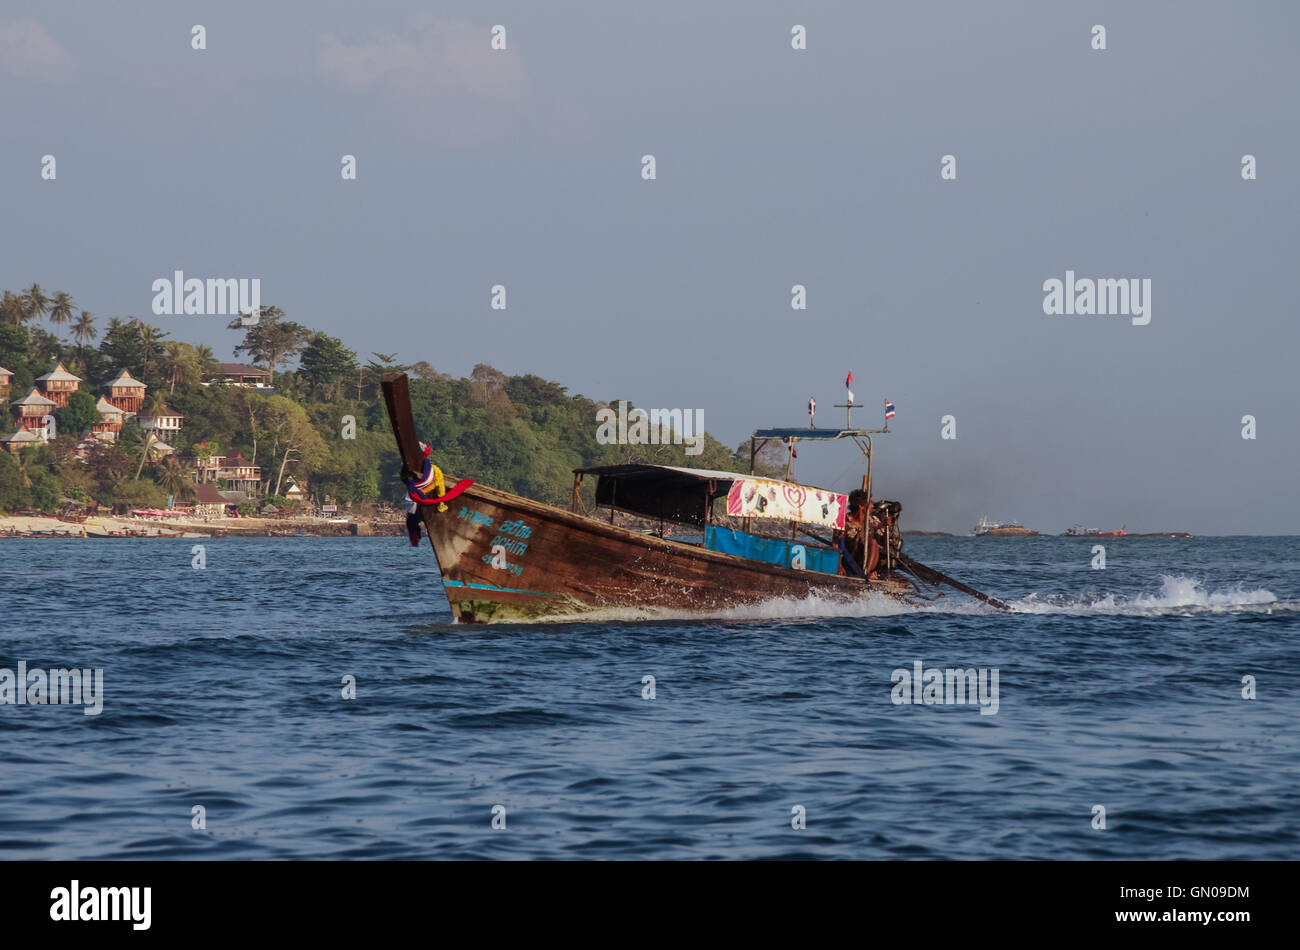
<box><xmin>2</xmin><ymin>535</ymin><xmax>1297</xmax><ymax>859</ymax></box>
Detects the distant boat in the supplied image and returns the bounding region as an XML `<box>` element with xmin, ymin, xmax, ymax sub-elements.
<box><xmin>973</xmin><ymin>516</ymin><xmax>1025</xmax><ymax>536</ymax></box>
<box><xmin>1065</xmin><ymin>524</ymin><xmax>1127</xmax><ymax>537</ymax></box>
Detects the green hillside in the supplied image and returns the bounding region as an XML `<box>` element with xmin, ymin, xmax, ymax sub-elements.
<box><xmin>0</xmin><ymin>285</ymin><xmax>764</xmax><ymax>514</ymax></box>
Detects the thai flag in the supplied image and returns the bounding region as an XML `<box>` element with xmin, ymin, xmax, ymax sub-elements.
<box><xmin>884</xmin><ymin>400</ymin><xmax>896</xmax><ymax>420</ymax></box>
<box><xmin>845</xmin><ymin>371</ymin><xmax>854</xmax><ymax>404</ymax></box>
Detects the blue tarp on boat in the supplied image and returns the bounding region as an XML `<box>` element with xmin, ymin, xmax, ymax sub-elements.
<box><xmin>704</xmin><ymin>526</ymin><xmax>840</xmax><ymax>575</ymax></box>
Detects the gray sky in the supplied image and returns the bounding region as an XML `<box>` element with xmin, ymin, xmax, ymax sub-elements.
<box><xmin>2</xmin><ymin>1</ymin><xmax>1296</xmax><ymax>534</ymax></box>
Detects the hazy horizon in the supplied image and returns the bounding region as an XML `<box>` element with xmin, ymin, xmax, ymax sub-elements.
<box><xmin>3</xmin><ymin>1</ymin><xmax>1296</xmax><ymax>535</ymax></box>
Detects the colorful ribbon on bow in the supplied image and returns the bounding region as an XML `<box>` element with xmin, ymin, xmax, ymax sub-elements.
<box><xmin>404</xmin><ymin>442</ymin><xmax>475</xmax><ymax>546</ymax></box>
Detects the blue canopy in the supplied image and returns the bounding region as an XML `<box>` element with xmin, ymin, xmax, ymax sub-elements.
<box><xmin>705</xmin><ymin>526</ymin><xmax>840</xmax><ymax>575</ymax></box>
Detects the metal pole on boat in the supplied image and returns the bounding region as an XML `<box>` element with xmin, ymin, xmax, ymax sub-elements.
<box><xmin>864</xmin><ymin>435</ymin><xmax>873</xmax><ymax>502</ymax></box>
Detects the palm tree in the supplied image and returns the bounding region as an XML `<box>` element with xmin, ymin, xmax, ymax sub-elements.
<box><xmin>71</xmin><ymin>310</ymin><xmax>96</xmax><ymax>361</ymax></box>
<box><xmin>130</xmin><ymin>319</ymin><xmax>167</xmax><ymax>381</ymax></box>
<box><xmin>155</xmin><ymin>455</ymin><xmax>194</xmax><ymax>503</ymax></box>
<box><xmin>193</xmin><ymin>344</ymin><xmax>218</xmax><ymax>381</ymax></box>
<box><xmin>1</xmin><ymin>292</ymin><xmax>27</xmax><ymax>325</ymax></box>
<box><xmin>195</xmin><ymin>440</ymin><xmax>220</xmax><ymax>484</ymax></box>
<box><xmin>22</xmin><ymin>284</ymin><xmax>50</xmax><ymax>322</ymax></box>
<box><xmin>162</xmin><ymin>341</ymin><xmax>202</xmax><ymax>394</ymax></box>
<box><xmin>47</xmin><ymin>291</ymin><xmax>75</xmax><ymax>327</ymax></box>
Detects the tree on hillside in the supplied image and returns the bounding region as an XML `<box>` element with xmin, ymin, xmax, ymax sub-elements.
<box><xmin>262</xmin><ymin>395</ymin><xmax>327</xmax><ymax>496</ymax></box>
<box><xmin>470</xmin><ymin>363</ymin><xmax>513</xmax><ymax>418</ymax></box>
<box><xmin>21</xmin><ymin>284</ymin><xmax>50</xmax><ymax>322</ymax></box>
<box><xmin>154</xmin><ymin>455</ymin><xmax>195</xmax><ymax>503</ymax></box>
<box><xmin>84</xmin><ymin>440</ymin><xmax>132</xmax><ymax>500</ymax></box>
<box><xmin>312</xmin><ymin>433</ymin><xmax>390</xmax><ymax>505</ymax></box>
<box><xmin>227</xmin><ymin>306</ymin><xmax>311</xmax><ymax>379</ymax></box>
<box><xmin>191</xmin><ymin>343</ymin><xmax>218</xmax><ymax>383</ymax></box>
<box><xmin>161</xmin><ymin>340</ymin><xmax>205</xmax><ymax>394</ymax></box>
<box><xmin>0</xmin><ymin>323</ymin><xmax>30</xmax><ymax>381</ymax></box>
<box><xmin>47</xmin><ymin>291</ymin><xmax>75</xmax><ymax>327</ymax></box>
<box><xmin>13</xmin><ymin>445</ymin><xmax>60</xmax><ymax>512</ymax></box>
<box><xmin>132</xmin><ymin>319</ymin><xmax>168</xmax><ymax>385</ymax></box>
<box><xmin>99</xmin><ymin>317</ymin><xmax>146</xmax><ymax>373</ymax></box>
<box><xmin>506</xmin><ymin>374</ymin><xmax>568</xmax><ymax>408</ymax></box>
<box><xmin>0</xmin><ymin>452</ymin><xmax>29</xmax><ymax>512</ymax></box>
<box><xmin>26</xmin><ymin>324</ymin><xmax>65</xmax><ymax>364</ymax></box>
<box><xmin>1</xmin><ymin>292</ymin><xmax>28</xmax><ymax>326</ymax></box>
<box><xmin>230</xmin><ymin>389</ymin><xmax>265</xmax><ymax>466</ymax></box>
<box><xmin>54</xmin><ymin>390</ymin><xmax>99</xmax><ymax>438</ymax></box>
<box><xmin>298</xmin><ymin>332</ymin><xmax>358</xmax><ymax>401</ymax></box>
<box><xmin>71</xmin><ymin>310</ymin><xmax>96</xmax><ymax>360</ymax></box>
<box><xmin>111</xmin><ymin>479</ymin><xmax>166</xmax><ymax>511</ymax></box>
<box><xmin>409</xmin><ymin>361</ymin><xmax>446</xmax><ymax>381</ymax></box>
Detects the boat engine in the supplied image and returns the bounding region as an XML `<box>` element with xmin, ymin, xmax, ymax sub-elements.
<box><xmin>870</xmin><ymin>499</ymin><xmax>903</xmax><ymax>571</ymax></box>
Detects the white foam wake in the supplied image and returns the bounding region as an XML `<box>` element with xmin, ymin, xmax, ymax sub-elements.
<box><xmin>1011</xmin><ymin>575</ymin><xmax>1284</xmax><ymax>615</ymax></box>
<box><xmin>536</xmin><ymin>589</ymin><xmax>922</xmax><ymax>625</ymax></box>
<box><xmin>525</xmin><ymin>574</ymin><xmax>1290</xmax><ymax>624</ymax></box>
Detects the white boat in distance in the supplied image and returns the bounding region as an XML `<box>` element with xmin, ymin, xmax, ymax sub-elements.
<box><xmin>972</xmin><ymin>516</ymin><xmax>1025</xmax><ymax>536</ymax></box>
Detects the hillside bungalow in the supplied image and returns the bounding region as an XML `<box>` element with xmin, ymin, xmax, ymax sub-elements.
<box><xmin>138</xmin><ymin>404</ymin><xmax>183</xmax><ymax>437</ymax></box>
<box><xmin>190</xmin><ymin>451</ymin><xmax>261</xmax><ymax>494</ymax></box>
<box><xmin>35</xmin><ymin>362</ymin><xmax>82</xmax><ymax>408</ymax></box>
<box><xmin>92</xmin><ymin>397</ymin><xmax>125</xmax><ymax>441</ymax></box>
<box><xmin>0</xmin><ymin>366</ymin><xmax>11</xmax><ymax>402</ymax></box>
<box><xmin>1</xmin><ymin>424</ymin><xmax>41</xmax><ymax>454</ymax></box>
<box><xmin>10</xmin><ymin>388</ymin><xmax>56</xmax><ymax>441</ymax></box>
<box><xmin>205</xmin><ymin>363</ymin><xmax>272</xmax><ymax>389</ymax></box>
<box><xmin>192</xmin><ymin>452</ymin><xmax>221</xmax><ymax>483</ymax></box>
<box><xmin>103</xmin><ymin>369</ymin><xmax>147</xmax><ymax>413</ymax></box>
<box><xmin>217</xmin><ymin>452</ymin><xmax>261</xmax><ymax>493</ymax></box>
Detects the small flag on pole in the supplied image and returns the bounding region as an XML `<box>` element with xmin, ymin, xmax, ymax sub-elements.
<box><xmin>884</xmin><ymin>400</ymin><xmax>896</xmax><ymax>420</ymax></box>
<box><xmin>845</xmin><ymin>371</ymin><xmax>855</xmax><ymax>404</ymax></box>
<box><xmin>808</xmin><ymin>396</ymin><xmax>816</xmax><ymax>428</ymax></box>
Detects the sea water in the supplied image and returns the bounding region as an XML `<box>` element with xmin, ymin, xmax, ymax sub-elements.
<box><xmin>1</xmin><ymin>535</ymin><xmax>1296</xmax><ymax>859</ymax></box>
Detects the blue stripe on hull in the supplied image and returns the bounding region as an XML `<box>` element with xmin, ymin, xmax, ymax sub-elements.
<box><xmin>442</xmin><ymin>579</ymin><xmax>564</xmax><ymax>598</ymax></box>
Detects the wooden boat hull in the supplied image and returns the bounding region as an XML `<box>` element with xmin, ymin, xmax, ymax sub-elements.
<box><xmin>421</xmin><ymin>481</ymin><xmax>909</xmax><ymax>623</ymax></box>
<box><xmin>382</xmin><ymin>373</ymin><xmax>910</xmax><ymax>623</ymax></box>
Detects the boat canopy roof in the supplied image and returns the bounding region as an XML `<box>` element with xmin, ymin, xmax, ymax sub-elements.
<box><xmin>573</xmin><ymin>464</ymin><xmax>734</xmax><ymax>527</ymax></box>
<box><xmin>573</xmin><ymin>463</ymin><xmax>847</xmax><ymax>529</ymax></box>
<box><xmin>752</xmin><ymin>427</ymin><xmax>873</xmax><ymax>441</ymax></box>
<box><xmin>575</xmin><ymin>463</ymin><xmax>744</xmax><ymax>482</ymax></box>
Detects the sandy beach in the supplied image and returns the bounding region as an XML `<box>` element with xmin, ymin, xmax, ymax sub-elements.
<box><xmin>0</xmin><ymin>513</ymin><xmax>214</xmax><ymax>538</ymax></box>
<box><xmin>0</xmin><ymin>512</ymin><xmax>401</xmax><ymax>538</ymax></box>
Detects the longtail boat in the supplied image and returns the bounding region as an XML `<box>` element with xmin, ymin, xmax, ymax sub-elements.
<box><xmin>382</xmin><ymin>374</ymin><xmax>1008</xmax><ymax>622</ymax></box>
